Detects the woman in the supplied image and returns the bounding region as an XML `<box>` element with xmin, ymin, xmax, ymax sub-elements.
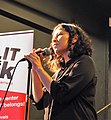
<box><xmin>25</xmin><ymin>23</ymin><xmax>97</xmax><ymax>120</ymax></box>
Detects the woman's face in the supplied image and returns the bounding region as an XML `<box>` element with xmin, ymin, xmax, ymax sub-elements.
<box><xmin>51</xmin><ymin>26</ymin><xmax>69</xmax><ymax>56</ymax></box>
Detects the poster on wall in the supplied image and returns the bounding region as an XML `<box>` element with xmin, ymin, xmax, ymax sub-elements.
<box><xmin>0</xmin><ymin>30</ymin><xmax>34</xmax><ymax>120</ymax></box>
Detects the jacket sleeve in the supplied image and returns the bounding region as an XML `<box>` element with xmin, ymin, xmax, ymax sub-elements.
<box><xmin>31</xmin><ymin>90</ymin><xmax>51</xmax><ymax>110</ymax></box>
<box><xmin>50</xmin><ymin>56</ymin><xmax>96</xmax><ymax>104</ymax></box>
<box><xmin>30</xmin><ymin>70</ymin><xmax>60</xmax><ymax>110</ymax></box>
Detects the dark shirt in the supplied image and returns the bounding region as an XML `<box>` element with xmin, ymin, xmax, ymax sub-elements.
<box><xmin>33</xmin><ymin>55</ymin><xmax>97</xmax><ymax>120</ymax></box>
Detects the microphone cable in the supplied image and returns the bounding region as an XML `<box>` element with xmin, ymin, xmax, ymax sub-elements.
<box><xmin>0</xmin><ymin>58</ymin><xmax>31</xmax><ymax>111</ymax></box>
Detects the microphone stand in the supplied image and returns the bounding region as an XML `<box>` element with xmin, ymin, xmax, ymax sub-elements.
<box><xmin>24</xmin><ymin>59</ymin><xmax>32</xmax><ymax>120</ymax></box>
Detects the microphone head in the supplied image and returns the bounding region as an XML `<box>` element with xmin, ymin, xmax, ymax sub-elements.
<box><xmin>43</xmin><ymin>48</ymin><xmax>51</xmax><ymax>56</ymax></box>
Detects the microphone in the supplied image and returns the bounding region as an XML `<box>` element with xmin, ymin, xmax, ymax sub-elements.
<box><xmin>36</xmin><ymin>47</ymin><xmax>51</xmax><ymax>56</ymax></box>
<box><xmin>19</xmin><ymin>47</ymin><xmax>51</xmax><ymax>62</ymax></box>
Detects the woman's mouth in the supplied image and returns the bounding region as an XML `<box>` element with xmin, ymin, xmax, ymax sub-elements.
<box><xmin>52</xmin><ymin>43</ymin><xmax>58</xmax><ymax>48</ymax></box>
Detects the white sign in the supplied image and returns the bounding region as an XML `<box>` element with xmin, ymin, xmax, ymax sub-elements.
<box><xmin>0</xmin><ymin>30</ymin><xmax>34</xmax><ymax>120</ymax></box>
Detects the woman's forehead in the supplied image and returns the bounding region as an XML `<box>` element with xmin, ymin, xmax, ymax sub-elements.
<box><xmin>53</xmin><ymin>26</ymin><xmax>65</xmax><ymax>34</ymax></box>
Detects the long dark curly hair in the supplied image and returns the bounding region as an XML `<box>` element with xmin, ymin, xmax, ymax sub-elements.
<box><xmin>45</xmin><ymin>23</ymin><xmax>93</xmax><ymax>72</ymax></box>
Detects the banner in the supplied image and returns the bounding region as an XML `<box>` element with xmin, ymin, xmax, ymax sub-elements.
<box><xmin>0</xmin><ymin>30</ymin><xmax>34</xmax><ymax>120</ymax></box>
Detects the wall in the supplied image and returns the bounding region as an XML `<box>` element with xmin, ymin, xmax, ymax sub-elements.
<box><xmin>107</xmin><ymin>27</ymin><xmax>111</xmax><ymax>120</ymax></box>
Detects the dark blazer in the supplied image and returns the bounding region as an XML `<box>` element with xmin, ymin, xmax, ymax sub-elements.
<box><xmin>33</xmin><ymin>55</ymin><xmax>97</xmax><ymax>120</ymax></box>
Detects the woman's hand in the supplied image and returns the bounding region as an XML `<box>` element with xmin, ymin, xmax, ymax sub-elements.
<box><xmin>24</xmin><ymin>49</ymin><xmax>44</xmax><ymax>72</ymax></box>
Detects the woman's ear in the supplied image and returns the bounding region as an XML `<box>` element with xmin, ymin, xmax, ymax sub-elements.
<box><xmin>72</xmin><ymin>34</ymin><xmax>78</xmax><ymax>44</ymax></box>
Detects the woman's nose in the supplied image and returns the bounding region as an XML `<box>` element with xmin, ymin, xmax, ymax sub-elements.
<box><xmin>52</xmin><ymin>37</ymin><xmax>58</xmax><ymax>43</ymax></box>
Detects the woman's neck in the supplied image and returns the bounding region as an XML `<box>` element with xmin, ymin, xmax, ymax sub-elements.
<box><xmin>62</xmin><ymin>51</ymin><xmax>71</xmax><ymax>63</ymax></box>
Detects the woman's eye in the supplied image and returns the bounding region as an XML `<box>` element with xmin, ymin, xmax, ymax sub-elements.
<box><xmin>52</xmin><ymin>33</ymin><xmax>63</xmax><ymax>40</ymax></box>
<box><xmin>57</xmin><ymin>33</ymin><xmax>63</xmax><ymax>36</ymax></box>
